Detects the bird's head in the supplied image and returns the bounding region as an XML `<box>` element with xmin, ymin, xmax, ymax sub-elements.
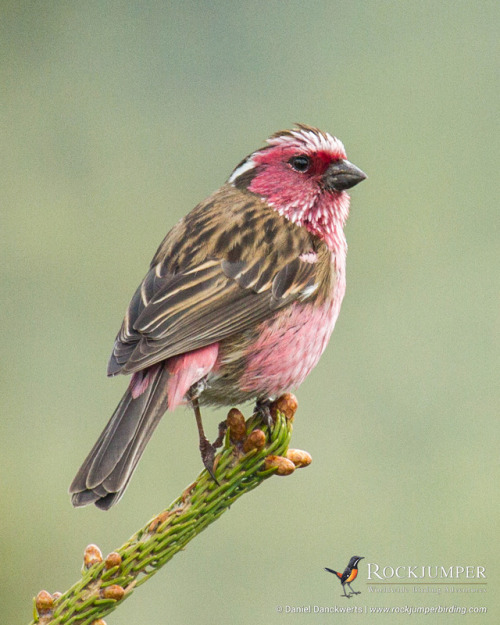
<box><xmin>229</xmin><ymin>124</ymin><xmax>366</xmax><ymax>250</ymax></box>
<box><xmin>349</xmin><ymin>556</ymin><xmax>365</xmax><ymax>568</ymax></box>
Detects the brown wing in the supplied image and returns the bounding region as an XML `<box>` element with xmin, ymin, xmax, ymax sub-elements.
<box><xmin>108</xmin><ymin>184</ymin><xmax>332</xmax><ymax>376</ymax></box>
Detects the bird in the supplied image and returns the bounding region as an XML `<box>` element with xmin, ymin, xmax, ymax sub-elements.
<box><xmin>69</xmin><ymin>124</ymin><xmax>366</xmax><ymax>510</ymax></box>
<box><xmin>325</xmin><ymin>556</ymin><xmax>364</xmax><ymax>598</ymax></box>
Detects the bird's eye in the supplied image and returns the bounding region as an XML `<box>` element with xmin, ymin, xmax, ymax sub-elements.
<box><xmin>289</xmin><ymin>155</ymin><xmax>311</xmax><ymax>172</ymax></box>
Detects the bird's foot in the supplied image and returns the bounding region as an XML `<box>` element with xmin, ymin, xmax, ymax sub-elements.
<box><xmin>212</xmin><ymin>420</ymin><xmax>228</xmax><ymax>449</ymax></box>
<box><xmin>199</xmin><ymin>436</ymin><xmax>219</xmax><ymax>485</ymax></box>
<box><xmin>255</xmin><ymin>398</ymin><xmax>274</xmax><ymax>430</ymax></box>
<box><xmin>191</xmin><ymin>393</ymin><xmax>223</xmax><ymax>484</ymax></box>
<box><xmin>198</xmin><ymin>421</ymin><xmax>228</xmax><ymax>484</ymax></box>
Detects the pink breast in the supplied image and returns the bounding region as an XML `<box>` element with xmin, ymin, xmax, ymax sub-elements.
<box><xmin>239</xmin><ymin>283</ymin><xmax>344</xmax><ymax>396</ymax></box>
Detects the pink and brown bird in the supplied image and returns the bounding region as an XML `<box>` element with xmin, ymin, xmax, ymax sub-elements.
<box><xmin>69</xmin><ymin>124</ymin><xmax>366</xmax><ymax>509</ymax></box>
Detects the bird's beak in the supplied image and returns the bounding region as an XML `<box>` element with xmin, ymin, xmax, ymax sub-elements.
<box><xmin>324</xmin><ymin>159</ymin><xmax>367</xmax><ymax>191</ymax></box>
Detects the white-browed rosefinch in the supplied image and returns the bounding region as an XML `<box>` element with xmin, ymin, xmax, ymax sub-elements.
<box><xmin>70</xmin><ymin>124</ymin><xmax>366</xmax><ymax>509</ymax></box>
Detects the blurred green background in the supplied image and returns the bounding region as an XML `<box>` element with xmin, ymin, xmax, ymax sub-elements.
<box><xmin>1</xmin><ymin>1</ymin><xmax>498</xmax><ymax>623</ymax></box>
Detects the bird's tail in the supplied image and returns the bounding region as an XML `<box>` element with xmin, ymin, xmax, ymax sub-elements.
<box><xmin>325</xmin><ymin>567</ymin><xmax>341</xmax><ymax>578</ymax></box>
<box><xmin>69</xmin><ymin>364</ymin><xmax>170</xmax><ymax>510</ymax></box>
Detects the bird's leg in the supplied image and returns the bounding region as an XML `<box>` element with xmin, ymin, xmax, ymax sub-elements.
<box><xmin>348</xmin><ymin>583</ymin><xmax>360</xmax><ymax>595</ymax></box>
<box><xmin>189</xmin><ymin>394</ymin><xmax>219</xmax><ymax>484</ymax></box>
<box><xmin>341</xmin><ymin>585</ymin><xmax>352</xmax><ymax>599</ymax></box>
<box><xmin>255</xmin><ymin>397</ymin><xmax>274</xmax><ymax>430</ymax></box>
<box><xmin>188</xmin><ymin>378</ymin><xmax>227</xmax><ymax>445</ymax></box>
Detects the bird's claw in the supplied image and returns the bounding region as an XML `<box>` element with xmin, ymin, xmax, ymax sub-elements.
<box><xmin>199</xmin><ymin>436</ymin><xmax>219</xmax><ymax>485</ymax></box>
<box><xmin>255</xmin><ymin>399</ymin><xmax>274</xmax><ymax>430</ymax></box>
<box><xmin>212</xmin><ymin>420</ymin><xmax>228</xmax><ymax>449</ymax></box>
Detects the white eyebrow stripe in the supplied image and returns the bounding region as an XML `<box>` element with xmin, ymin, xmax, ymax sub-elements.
<box><xmin>228</xmin><ymin>157</ymin><xmax>256</xmax><ymax>184</ymax></box>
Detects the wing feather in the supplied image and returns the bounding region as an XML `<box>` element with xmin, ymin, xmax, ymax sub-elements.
<box><xmin>108</xmin><ymin>184</ymin><xmax>331</xmax><ymax>376</ymax></box>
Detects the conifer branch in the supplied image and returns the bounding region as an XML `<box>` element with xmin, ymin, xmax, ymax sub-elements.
<box><xmin>31</xmin><ymin>394</ymin><xmax>311</xmax><ymax>625</ymax></box>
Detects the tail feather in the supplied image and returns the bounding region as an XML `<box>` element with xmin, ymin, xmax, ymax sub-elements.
<box><xmin>69</xmin><ymin>365</ymin><xmax>170</xmax><ymax>510</ymax></box>
<box><xmin>325</xmin><ymin>567</ymin><xmax>341</xmax><ymax>579</ymax></box>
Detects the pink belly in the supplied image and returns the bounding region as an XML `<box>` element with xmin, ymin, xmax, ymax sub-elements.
<box><xmin>239</xmin><ymin>295</ymin><xmax>341</xmax><ymax>396</ymax></box>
